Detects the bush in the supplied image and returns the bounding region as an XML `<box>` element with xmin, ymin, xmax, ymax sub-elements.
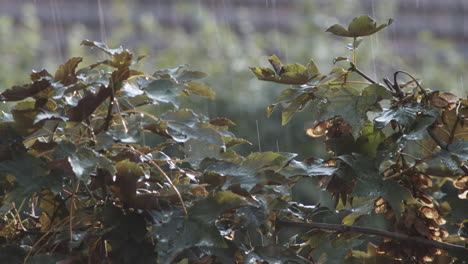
<box><xmin>0</xmin><ymin>16</ymin><xmax>467</xmax><ymax>263</ymax></box>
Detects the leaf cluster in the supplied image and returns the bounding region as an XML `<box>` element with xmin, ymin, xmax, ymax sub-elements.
<box><xmin>0</xmin><ymin>16</ymin><xmax>467</xmax><ymax>264</ymax></box>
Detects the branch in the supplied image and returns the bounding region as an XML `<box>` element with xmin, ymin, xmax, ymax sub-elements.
<box><xmin>394</xmin><ymin>70</ymin><xmax>427</xmax><ymax>97</ymax></box>
<box><xmin>349</xmin><ymin>63</ymin><xmax>378</xmax><ymax>85</ymax></box>
<box><xmin>385</xmin><ymin>155</ymin><xmax>432</xmax><ymax>180</ymax></box>
<box><xmin>276</xmin><ymin>220</ymin><xmax>467</xmax><ymax>254</ymax></box>
<box><xmin>349</xmin><ymin>63</ymin><xmax>399</xmax><ymax>97</ymax></box>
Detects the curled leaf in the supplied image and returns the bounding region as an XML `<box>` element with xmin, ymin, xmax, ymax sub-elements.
<box><xmin>306</xmin><ymin>120</ymin><xmax>330</xmax><ymax>138</ymax></box>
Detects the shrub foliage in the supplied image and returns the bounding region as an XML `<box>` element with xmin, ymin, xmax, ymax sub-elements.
<box><xmin>0</xmin><ymin>16</ymin><xmax>467</xmax><ymax>263</ymax></box>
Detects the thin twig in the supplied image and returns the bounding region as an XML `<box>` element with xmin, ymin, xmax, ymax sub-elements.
<box><xmin>113</xmin><ymin>145</ymin><xmax>187</xmax><ymax>215</ymax></box>
<box><xmin>394</xmin><ymin>71</ymin><xmax>427</xmax><ymax>97</ymax></box>
<box><xmin>276</xmin><ymin>220</ymin><xmax>467</xmax><ymax>254</ymax></box>
<box><xmin>69</xmin><ymin>181</ymin><xmax>80</xmax><ymax>242</ymax></box>
<box><xmin>385</xmin><ymin>155</ymin><xmax>432</xmax><ymax>180</ymax></box>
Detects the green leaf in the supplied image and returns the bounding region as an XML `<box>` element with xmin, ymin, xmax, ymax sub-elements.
<box><xmin>81</xmin><ymin>40</ymin><xmax>124</xmax><ymax>55</ymax></box>
<box><xmin>281</xmin><ymin>159</ymin><xmax>337</xmax><ymax>177</ymax></box>
<box><xmin>156</xmin><ymin>217</ymin><xmax>227</xmax><ymax>263</ymax></box>
<box><xmin>356</xmin><ymin>121</ymin><xmax>385</xmax><ymax>157</ymax></box>
<box><xmin>54</xmin><ymin>141</ymin><xmax>115</xmax><ymax>180</ymax></box>
<box><xmin>145</xmin><ymin>79</ymin><xmax>182</xmax><ymax>108</ymax></box>
<box><xmin>0</xmin><ymin>152</ymin><xmax>46</xmax><ymax>201</ymax></box>
<box><xmin>184</xmin><ymin>139</ymin><xmax>222</xmax><ymax>166</ymax></box>
<box><xmin>433</xmin><ymin>140</ymin><xmax>468</xmax><ymax>173</ymax></box>
<box><xmin>343</xmin><ymin>154</ymin><xmax>414</xmax><ymax>218</ymax></box>
<box><xmin>341</xmin><ymin>197</ymin><xmax>376</xmax><ymax>225</ymax></box>
<box><xmin>250</xmin><ymin>55</ymin><xmax>320</xmax><ymax>85</ymax></box>
<box><xmin>185</xmin><ymin>81</ymin><xmax>216</xmax><ymax>99</ymax></box>
<box><xmin>312</xmin><ymin>235</ymin><xmax>364</xmax><ymax>263</ymax></box>
<box><xmin>121</xmin><ymin>82</ymin><xmax>143</xmax><ymax>97</ymax></box>
<box><xmin>203</xmin><ymin>152</ymin><xmax>296</xmax><ymax>190</ymax></box>
<box><xmin>189</xmin><ymin>191</ymin><xmax>253</xmax><ymax>223</ymax></box>
<box><xmin>447</xmin><ymin>140</ymin><xmax>468</xmax><ymax>161</ymax></box>
<box><xmin>243</xmin><ymin>152</ymin><xmax>297</xmax><ymax>172</ymax></box>
<box><xmin>326</xmin><ymin>15</ymin><xmax>393</xmax><ymax>38</ymax></box>
<box><xmin>374</xmin><ymin>103</ymin><xmax>435</xmax><ymax>129</ymax></box>
<box><xmin>176</xmin><ymin>70</ymin><xmax>207</xmax><ymax>83</ymax></box>
<box><xmin>81</xmin><ymin>40</ymin><xmax>134</xmax><ymax>69</ymax></box>
<box><xmin>281</xmin><ymin>93</ymin><xmax>313</xmax><ymax>125</ymax></box>
<box><xmin>312</xmin><ymin>86</ymin><xmax>383</xmax><ymax>136</ymax></box>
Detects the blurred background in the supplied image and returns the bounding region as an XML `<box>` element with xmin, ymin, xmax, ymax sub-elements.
<box><xmin>1</xmin><ymin>0</ymin><xmax>467</xmax><ymax>158</ymax></box>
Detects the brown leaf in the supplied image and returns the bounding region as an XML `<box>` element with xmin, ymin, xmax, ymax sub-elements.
<box><xmin>414</xmin><ymin>219</ymin><xmax>430</xmax><ymax>236</ymax></box>
<box><xmin>132</xmin><ymin>193</ymin><xmax>161</xmax><ymax>210</ymax></box>
<box><xmin>411</xmin><ymin>173</ymin><xmax>433</xmax><ymax>189</ymax></box>
<box><xmin>430</xmin><ymin>92</ymin><xmax>450</xmax><ymax>108</ymax></box>
<box><xmin>306</xmin><ymin>120</ymin><xmax>330</xmax><ymax>138</ymax></box>
<box><xmin>404</xmin><ymin>210</ymin><xmax>417</xmax><ymax>228</ymax></box>
<box><xmin>67</xmin><ymin>85</ymin><xmax>112</xmax><ymax>122</ymax></box>
<box><xmin>54</xmin><ymin>57</ymin><xmax>83</xmax><ymax>86</ymax></box>
<box><xmin>1</xmin><ymin>79</ymin><xmax>50</xmax><ymax>101</ymax></box>
<box><xmin>30</xmin><ymin>69</ymin><xmax>52</xmax><ymax>82</ymax></box>
<box><xmin>453</xmin><ymin>175</ymin><xmax>468</xmax><ymax>189</ymax></box>
<box><xmin>419</xmin><ymin>206</ymin><xmax>439</xmax><ymax>219</ymax></box>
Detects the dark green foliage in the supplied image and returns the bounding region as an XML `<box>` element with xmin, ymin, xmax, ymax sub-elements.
<box><xmin>0</xmin><ymin>16</ymin><xmax>467</xmax><ymax>264</ymax></box>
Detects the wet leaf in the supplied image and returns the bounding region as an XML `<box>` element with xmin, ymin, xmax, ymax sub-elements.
<box><xmin>326</xmin><ymin>15</ymin><xmax>393</xmax><ymax>38</ymax></box>
<box><xmin>54</xmin><ymin>141</ymin><xmax>115</xmax><ymax>181</ymax></box>
<box><xmin>250</xmin><ymin>55</ymin><xmax>320</xmax><ymax>85</ymax></box>
<box><xmin>356</xmin><ymin>121</ymin><xmax>385</xmax><ymax>157</ymax></box>
<box><xmin>374</xmin><ymin>103</ymin><xmax>436</xmax><ymax>129</ymax></box>
<box><xmin>81</xmin><ymin>40</ymin><xmax>124</xmax><ymax>55</ymax></box>
<box><xmin>34</xmin><ymin>110</ymin><xmax>68</xmax><ymax>124</ymax></box>
<box><xmin>145</xmin><ymin>79</ymin><xmax>182</xmax><ymax>108</ymax></box>
<box><xmin>190</xmin><ymin>191</ymin><xmax>253</xmax><ymax>223</ymax></box>
<box><xmin>156</xmin><ymin>217</ymin><xmax>227</xmax><ymax>263</ymax></box>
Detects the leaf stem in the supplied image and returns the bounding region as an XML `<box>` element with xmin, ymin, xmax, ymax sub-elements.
<box><xmin>352</xmin><ymin>37</ymin><xmax>357</xmax><ymax>66</ymax></box>
<box><xmin>276</xmin><ymin>220</ymin><xmax>467</xmax><ymax>254</ymax></box>
<box><xmin>349</xmin><ymin>63</ymin><xmax>378</xmax><ymax>85</ymax></box>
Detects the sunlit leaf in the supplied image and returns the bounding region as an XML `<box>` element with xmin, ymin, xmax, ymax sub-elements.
<box><xmin>185</xmin><ymin>81</ymin><xmax>216</xmax><ymax>99</ymax></box>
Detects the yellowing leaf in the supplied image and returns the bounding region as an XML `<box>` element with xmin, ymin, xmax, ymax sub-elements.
<box><xmin>185</xmin><ymin>82</ymin><xmax>216</xmax><ymax>99</ymax></box>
